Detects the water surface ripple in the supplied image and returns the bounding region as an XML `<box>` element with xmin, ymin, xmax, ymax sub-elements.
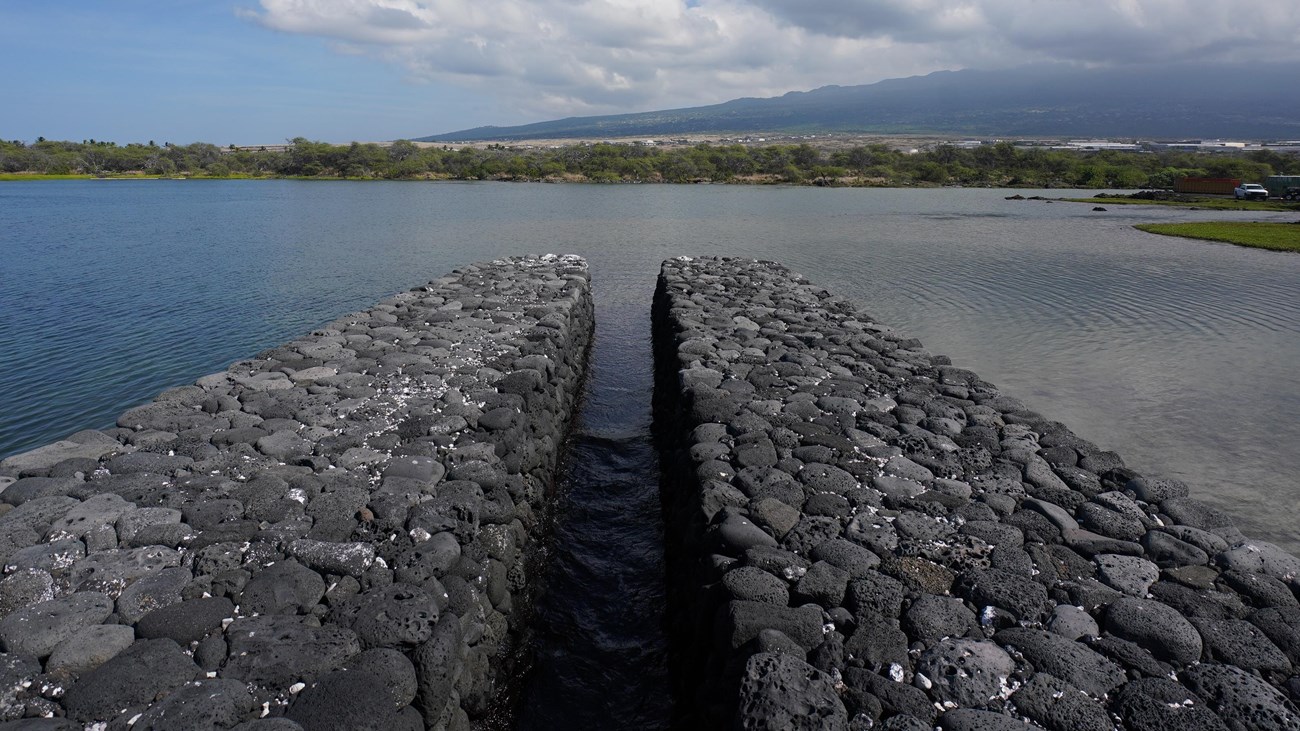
<box><xmin>2</xmin><ymin>181</ymin><xmax>1297</xmax><ymax>556</ymax></box>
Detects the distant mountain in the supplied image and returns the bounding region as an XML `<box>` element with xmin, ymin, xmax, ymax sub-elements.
<box><xmin>418</xmin><ymin>64</ymin><xmax>1300</xmax><ymax>141</ymax></box>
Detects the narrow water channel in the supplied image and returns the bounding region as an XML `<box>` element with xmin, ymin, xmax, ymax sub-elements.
<box><xmin>514</xmin><ymin>288</ymin><xmax>672</xmax><ymax>730</ymax></box>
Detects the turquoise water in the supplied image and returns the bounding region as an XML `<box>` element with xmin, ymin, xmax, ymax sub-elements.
<box><xmin>2</xmin><ymin>180</ymin><xmax>1298</xmax><ymax>555</ymax></box>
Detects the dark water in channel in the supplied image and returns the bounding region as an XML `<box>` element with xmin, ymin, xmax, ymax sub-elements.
<box><xmin>514</xmin><ymin>289</ymin><xmax>671</xmax><ymax>730</ymax></box>
<box><xmin>1</xmin><ymin>179</ymin><xmax>1298</xmax><ymax>554</ymax></box>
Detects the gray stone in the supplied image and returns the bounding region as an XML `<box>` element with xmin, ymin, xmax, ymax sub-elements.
<box><xmin>903</xmin><ymin>594</ymin><xmax>978</xmax><ymax>641</ymax></box>
<box><xmin>62</xmin><ymin>638</ymin><xmax>199</xmax><ymax>722</ymax></box>
<box><xmin>343</xmin><ymin>583</ymin><xmax>440</xmax><ymax>649</ymax></box>
<box><xmin>68</xmin><ymin>545</ymin><xmax>181</xmax><ymax>597</ymax></box>
<box><xmin>809</xmin><ymin>539</ymin><xmax>880</xmax><ymax>577</ymax></box>
<box><xmin>846</xmin><ymin>570</ymin><xmax>906</xmax><ymax>618</ymax></box>
<box><xmin>288</xmin><ymin>539</ymin><xmax>375</xmax><ymax>577</ymax></box>
<box><xmin>842</xmin><ymin>667</ymin><xmax>936</xmax><ymax>723</ymax></box>
<box><xmin>938</xmin><ymin>708</ymin><xmax>1046</xmax><ymax>731</ymax></box>
<box><xmin>285</xmin><ymin>669</ymin><xmax>410</xmax><ymax>731</ymax></box>
<box><xmin>44</xmin><ymin>623</ymin><xmax>135</xmax><ymax>675</ymax></box>
<box><xmin>137</xmin><ymin>597</ymin><xmax>235</xmax><ymax>644</ymax></box>
<box><xmin>1128</xmin><ymin>476</ymin><xmax>1190</xmax><ymax>503</ymax></box>
<box><xmin>749</xmin><ymin>498</ymin><xmax>800</xmax><ymax>539</ymax></box>
<box><xmin>993</xmin><ymin>628</ymin><xmax>1126</xmax><ymax>697</ymax></box>
<box><xmin>115</xmin><ymin>566</ymin><xmax>191</xmax><ymax>624</ymax></box>
<box><xmin>412</xmin><ymin>613</ymin><xmax>464</xmax><ymax>726</ymax></box>
<box><xmin>1096</xmin><ymin>553</ymin><xmax>1160</xmax><ymax>596</ymax></box>
<box><xmin>223</xmin><ymin>616</ymin><xmax>361</xmax><ymax>688</ymax></box>
<box><xmin>343</xmin><ymin>648</ymin><xmax>418</xmax><ymax>709</ymax></box>
<box><xmin>735</xmin><ymin>653</ymin><xmax>847</xmax><ymax>731</ymax></box>
<box><xmin>0</xmin><ymin>569</ymin><xmax>54</xmax><ymax>620</ymax></box>
<box><xmin>1142</xmin><ymin>530</ymin><xmax>1209</xmax><ymax>568</ymax></box>
<box><xmin>1160</xmin><ymin>497</ymin><xmax>1234</xmax><ymax>531</ymax></box>
<box><xmin>1104</xmin><ymin>596</ymin><xmax>1203</xmax><ymax>665</ymax></box>
<box><xmin>794</xmin><ymin>561</ymin><xmax>849</xmax><ymax>607</ymax></box>
<box><xmin>0</xmin><ymin>591</ymin><xmax>113</xmax><ymax>658</ymax></box>
<box><xmin>955</xmin><ymin>567</ymin><xmax>1051</xmax><ymax>622</ymax></box>
<box><xmin>915</xmin><ymin>639</ymin><xmax>1014</xmax><ymax>707</ymax></box>
<box><xmin>723</xmin><ymin>567</ymin><xmax>789</xmax><ymax>605</ymax></box>
<box><xmin>240</xmin><ymin>560</ymin><xmax>327</xmax><ymax>615</ymax></box>
<box><xmin>1181</xmin><ymin>663</ymin><xmax>1300</xmax><ymax>731</ymax></box>
<box><xmin>1190</xmin><ymin>617</ymin><xmax>1292</xmax><ymax>673</ymax></box>
<box><xmin>1011</xmin><ymin>674</ymin><xmax>1112</xmax><ymax>731</ymax></box>
<box><xmin>0</xmin><ymin>436</ymin><xmax>119</xmax><ymax>478</ymax></box>
<box><xmin>723</xmin><ymin>600</ymin><xmax>824</xmax><ymax>651</ymax></box>
<box><xmin>716</xmin><ymin>512</ymin><xmax>778</xmax><ymax>554</ymax></box>
<box><xmin>1047</xmin><ymin>605</ymin><xmax>1099</xmax><ymax>640</ymax></box>
<box><xmin>1112</xmin><ymin>677</ymin><xmax>1229</xmax><ymax>731</ymax></box>
<box><xmin>129</xmin><ymin>678</ymin><xmax>254</xmax><ymax>731</ymax></box>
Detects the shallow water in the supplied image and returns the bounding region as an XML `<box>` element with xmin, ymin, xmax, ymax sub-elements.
<box><xmin>1</xmin><ymin>181</ymin><xmax>1297</xmax><ymax>549</ymax></box>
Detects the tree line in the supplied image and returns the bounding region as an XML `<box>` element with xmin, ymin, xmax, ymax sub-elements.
<box><xmin>1</xmin><ymin>137</ymin><xmax>1293</xmax><ymax>188</ymax></box>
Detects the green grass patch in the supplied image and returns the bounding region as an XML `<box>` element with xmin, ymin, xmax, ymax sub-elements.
<box><xmin>1065</xmin><ymin>196</ymin><xmax>1298</xmax><ymax>212</ymax></box>
<box><xmin>1135</xmin><ymin>221</ymin><xmax>1300</xmax><ymax>252</ymax></box>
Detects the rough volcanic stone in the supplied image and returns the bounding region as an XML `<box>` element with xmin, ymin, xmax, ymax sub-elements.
<box><xmin>412</xmin><ymin>613</ymin><xmax>463</xmax><ymax>726</ymax></box>
<box><xmin>240</xmin><ymin>560</ymin><xmax>327</xmax><ymax>615</ymax></box>
<box><xmin>1142</xmin><ymin>530</ymin><xmax>1209</xmax><ymax>568</ymax></box>
<box><xmin>734</xmin><ymin>653</ymin><xmax>847</xmax><ymax>731</ymax></box>
<box><xmin>844</xmin><ymin>612</ymin><xmax>908</xmax><ymax>669</ymax></box>
<box><xmin>1220</xmin><ymin>569</ymin><xmax>1299</xmax><ymax>609</ymax></box>
<box><xmin>1160</xmin><ymin>497</ymin><xmax>1234</xmax><ymax>531</ymax></box>
<box><xmin>115</xmin><ymin>566</ymin><xmax>191</xmax><ymax>624</ymax></box>
<box><xmin>0</xmin><ymin>569</ymin><xmax>55</xmax><ymax>621</ymax></box>
<box><xmin>44</xmin><ymin>623</ymin><xmax>135</xmax><ymax>675</ymax></box>
<box><xmin>716</xmin><ymin>512</ymin><xmax>778</xmax><ymax>554</ymax></box>
<box><xmin>723</xmin><ymin>567</ymin><xmax>789</xmax><ymax>605</ymax></box>
<box><xmin>1112</xmin><ymin>677</ymin><xmax>1229</xmax><ymax>731</ymax></box>
<box><xmin>288</xmin><ymin>539</ymin><xmax>374</xmax><ymax>577</ymax></box>
<box><xmin>285</xmin><ymin>669</ymin><xmax>410</xmax><ymax>731</ymax></box>
<box><xmin>343</xmin><ymin>648</ymin><xmax>418</xmax><ymax>709</ymax></box>
<box><xmin>903</xmin><ymin>594</ymin><xmax>978</xmax><ymax>642</ymax></box>
<box><xmin>1147</xmin><ymin>581</ymin><xmax>1248</xmax><ymax>620</ymax></box>
<box><xmin>137</xmin><ymin>597</ymin><xmax>234</xmax><ymax>644</ymax></box>
<box><xmin>223</xmin><ymin>616</ymin><xmax>361</xmax><ymax>688</ymax></box>
<box><xmin>1250</xmin><ymin>606</ymin><xmax>1300</xmax><ymax>666</ymax></box>
<box><xmin>1096</xmin><ymin>553</ymin><xmax>1159</xmax><ymax>596</ymax></box>
<box><xmin>794</xmin><ymin>561</ymin><xmax>849</xmax><ymax>607</ymax></box>
<box><xmin>938</xmin><ymin>708</ymin><xmax>1046</xmax><ymax>731</ymax></box>
<box><xmin>842</xmin><ymin>668</ymin><xmax>936</xmax><ymax>723</ymax></box>
<box><xmin>1046</xmin><ymin>605</ymin><xmax>1099</xmax><ymax>640</ymax></box>
<box><xmin>62</xmin><ymin>638</ymin><xmax>199</xmax><ymax>722</ymax></box>
<box><xmin>343</xmin><ymin>583</ymin><xmax>440</xmax><ymax>649</ymax></box>
<box><xmin>67</xmin><ymin>545</ymin><xmax>181</xmax><ymax>597</ymax></box>
<box><xmin>846</xmin><ymin>571</ymin><xmax>906</xmax><ymax>618</ymax></box>
<box><xmin>129</xmin><ymin>679</ymin><xmax>254</xmax><ymax>731</ymax></box>
<box><xmin>0</xmin><ymin>592</ymin><xmax>113</xmax><ymax>658</ymax></box>
<box><xmin>724</xmin><ymin>601</ymin><xmax>824</xmax><ymax>651</ymax></box>
<box><xmin>1190</xmin><ymin>617</ymin><xmax>1292</xmax><ymax>673</ymax></box>
<box><xmin>1011</xmin><ymin>673</ymin><xmax>1111</xmax><ymax>731</ymax></box>
<box><xmin>955</xmin><ymin>568</ymin><xmax>1051</xmax><ymax>622</ymax></box>
<box><xmin>1181</xmin><ymin>663</ymin><xmax>1300</xmax><ymax>731</ymax></box>
<box><xmin>809</xmin><ymin>539</ymin><xmax>880</xmax><ymax>577</ymax></box>
<box><xmin>915</xmin><ymin>639</ymin><xmax>1014</xmax><ymax>707</ymax></box>
<box><xmin>993</xmin><ymin>628</ymin><xmax>1126</xmax><ymax>697</ymax></box>
<box><xmin>1104</xmin><ymin>596</ymin><xmax>1203</xmax><ymax>665</ymax></box>
<box><xmin>1217</xmin><ymin>540</ymin><xmax>1300</xmax><ymax>582</ymax></box>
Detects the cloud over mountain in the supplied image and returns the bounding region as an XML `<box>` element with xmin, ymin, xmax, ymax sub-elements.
<box><xmin>242</xmin><ymin>1</ymin><xmax>1300</xmax><ymax>121</ymax></box>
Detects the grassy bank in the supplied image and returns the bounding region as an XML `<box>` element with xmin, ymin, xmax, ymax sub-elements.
<box><xmin>1065</xmin><ymin>195</ymin><xmax>1299</xmax><ymax>212</ymax></box>
<box><xmin>1135</xmin><ymin>222</ymin><xmax>1300</xmax><ymax>252</ymax></box>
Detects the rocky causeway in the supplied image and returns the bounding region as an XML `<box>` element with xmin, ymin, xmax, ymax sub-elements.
<box><xmin>0</xmin><ymin>255</ymin><xmax>592</xmax><ymax>730</ymax></box>
<box><xmin>653</xmin><ymin>257</ymin><xmax>1300</xmax><ymax>730</ymax></box>
<box><xmin>1</xmin><ymin>252</ymin><xmax>1298</xmax><ymax>730</ymax></box>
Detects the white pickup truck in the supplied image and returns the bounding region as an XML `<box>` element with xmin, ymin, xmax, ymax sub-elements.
<box><xmin>1234</xmin><ymin>183</ymin><xmax>1269</xmax><ymax>200</ymax></box>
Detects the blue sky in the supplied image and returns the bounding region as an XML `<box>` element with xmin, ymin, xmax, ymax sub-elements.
<box><xmin>4</xmin><ymin>1</ymin><xmax>1298</xmax><ymax>145</ymax></box>
<box><xmin>1</xmin><ymin>1</ymin><xmax>501</xmax><ymax>144</ymax></box>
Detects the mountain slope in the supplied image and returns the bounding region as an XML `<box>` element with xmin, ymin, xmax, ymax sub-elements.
<box><xmin>418</xmin><ymin>64</ymin><xmax>1300</xmax><ymax>141</ymax></box>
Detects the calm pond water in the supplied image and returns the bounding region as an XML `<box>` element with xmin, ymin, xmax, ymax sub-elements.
<box><xmin>1</xmin><ymin>180</ymin><xmax>1297</xmax><ymax>553</ymax></box>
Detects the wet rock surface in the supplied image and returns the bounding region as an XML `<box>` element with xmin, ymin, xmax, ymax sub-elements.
<box><xmin>0</xmin><ymin>256</ymin><xmax>593</xmax><ymax>728</ymax></box>
<box><xmin>654</xmin><ymin>257</ymin><xmax>1300</xmax><ymax>729</ymax></box>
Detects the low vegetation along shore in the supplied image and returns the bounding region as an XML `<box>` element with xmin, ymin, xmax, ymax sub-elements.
<box><xmin>1</xmin><ymin>137</ymin><xmax>1295</xmax><ymax>189</ymax></box>
<box><xmin>1136</xmin><ymin>222</ymin><xmax>1300</xmax><ymax>252</ymax></box>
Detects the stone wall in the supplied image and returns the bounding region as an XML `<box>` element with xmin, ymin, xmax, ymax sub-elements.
<box><xmin>654</xmin><ymin>256</ymin><xmax>1300</xmax><ymax>730</ymax></box>
<box><xmin>0</xmin><ymin>255</ymin><xmax>592</xmax><ymax>730</ymax></box>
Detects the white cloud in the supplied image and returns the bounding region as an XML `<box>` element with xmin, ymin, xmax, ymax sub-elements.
<box><xmin>241</xmin><ymin>0</ymin><xmax>1300</xmax><ymax>126</ymax></box>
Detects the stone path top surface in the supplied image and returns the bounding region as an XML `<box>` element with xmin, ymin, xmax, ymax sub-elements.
<box><xmin>657</xmin><ymin>256</ymin><xmax>1300</xmax><ymax>731</ymax></box>
<box><xmin>0</xmin><ymin>255</ymin><xmax>593</xmax><ymax>729</ymax></box>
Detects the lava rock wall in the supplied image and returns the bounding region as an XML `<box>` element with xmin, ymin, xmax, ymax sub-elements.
<box><xmin>654</xmin><ymin>256</ymin><xmax>1300</xmax><ymax>730</ymax></box>
<box><xmin>0</xmin><ymin>255</ymin><xmax>592</xmax><ymax>730</ymax></box>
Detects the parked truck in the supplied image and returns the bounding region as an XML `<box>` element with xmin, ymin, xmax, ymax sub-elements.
<box><xmin>1264</xmin><ymin>175</ymin><xmax>1300</xmax><ymax>198</ymax></box>
<box><xmin>1234</xmin><ymin>183</ymin><xmax>1269</xmax><ymax>200</ymax></box>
